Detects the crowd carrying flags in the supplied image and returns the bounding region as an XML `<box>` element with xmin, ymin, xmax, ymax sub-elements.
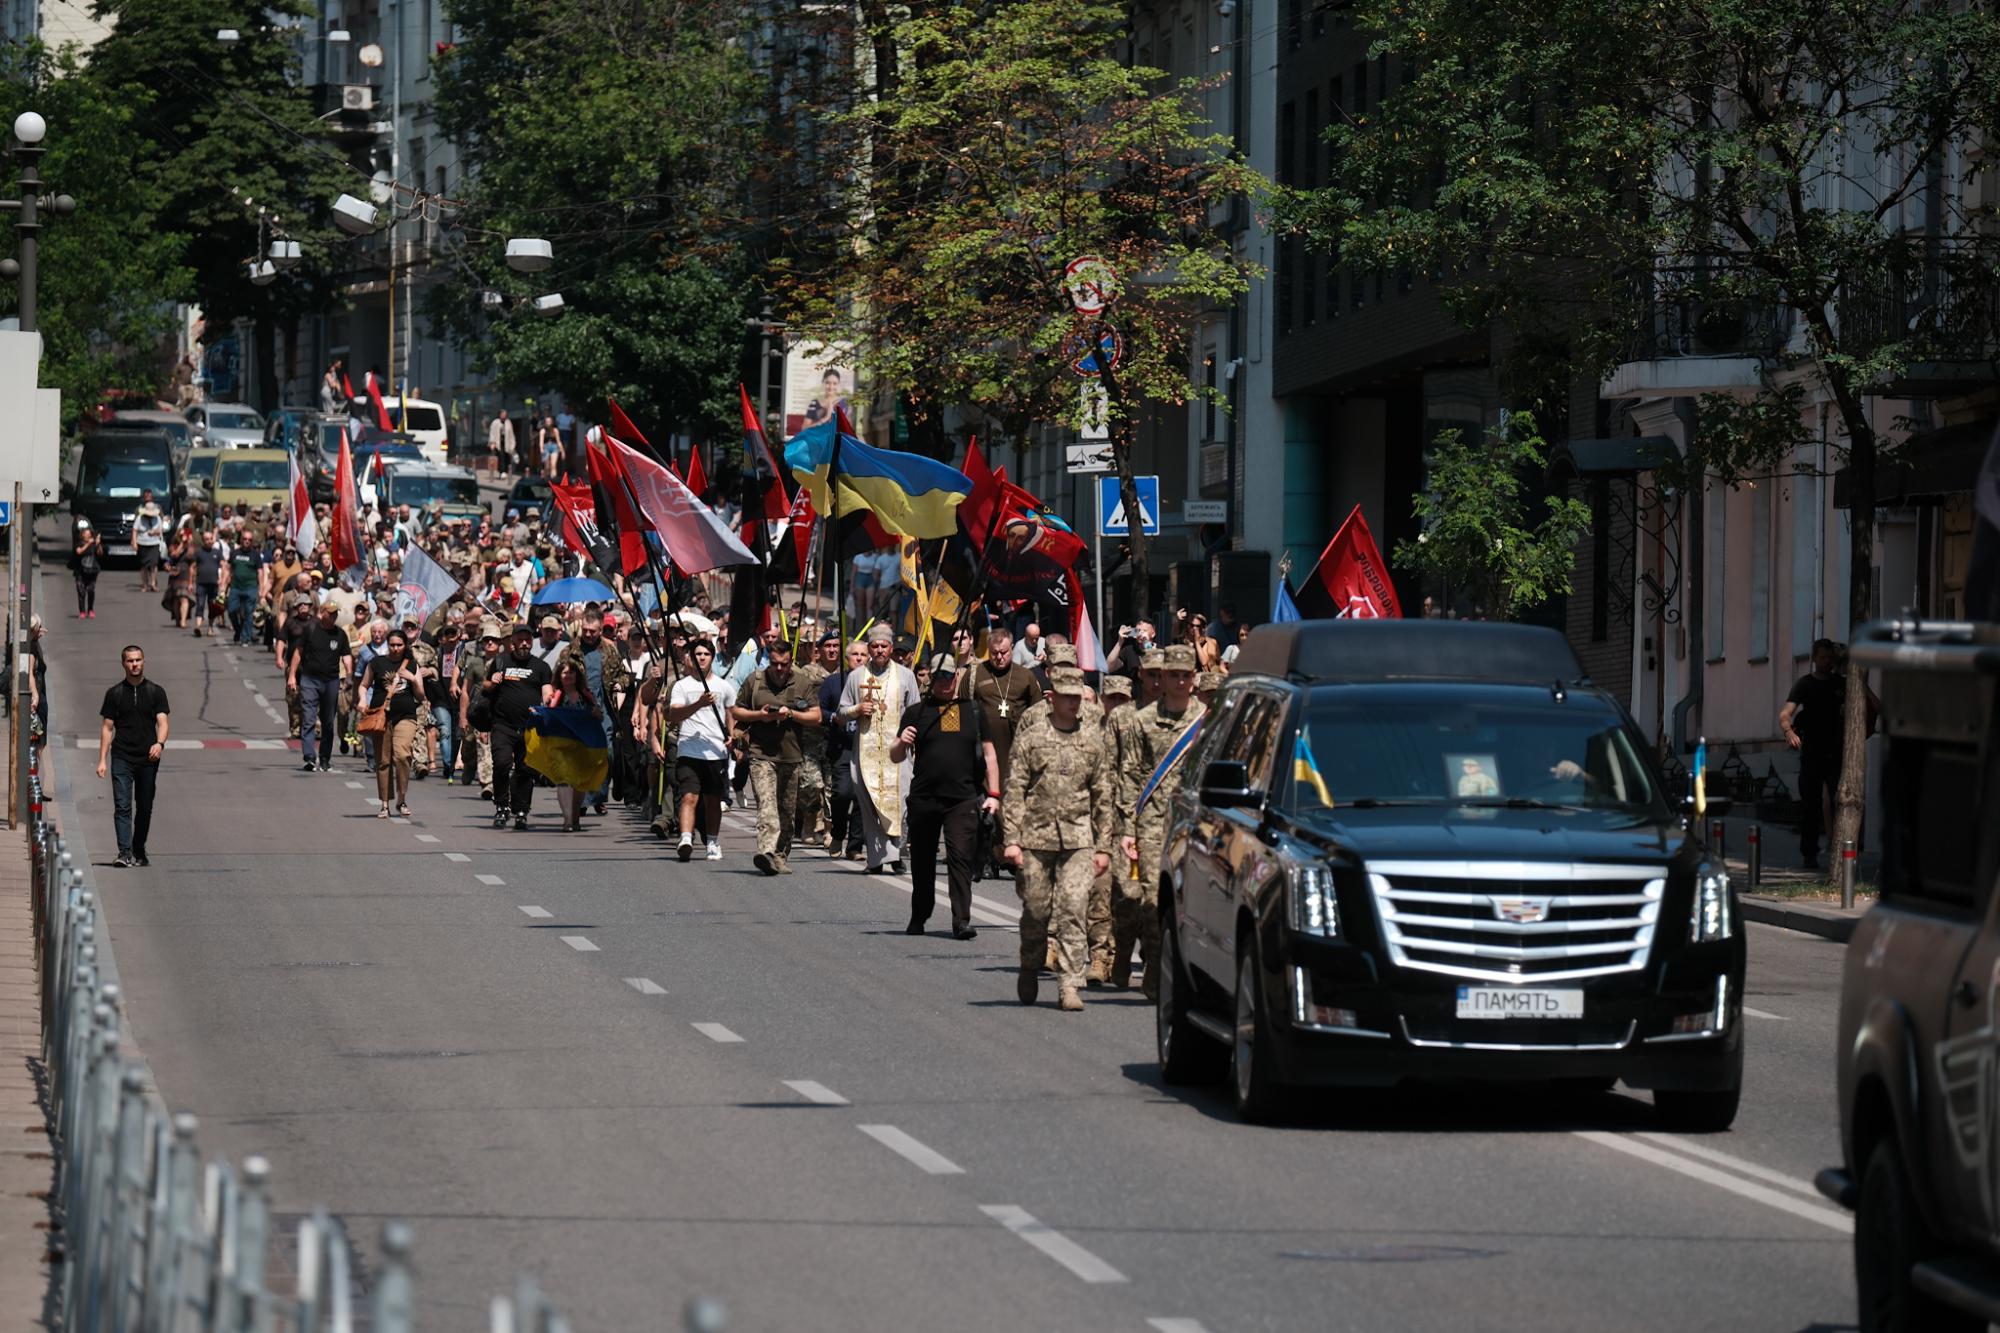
<box><xmin>1294</xmin><ymin>504</ymin><xmax>1402</xmax><ymax>620</ymax></box>
<box><xmin>287</xmin><ymin>455</ymin><xmax>317</xmax><ymax>557</ymax></box>
<box><xmin>523</xmin><ymin>706</ymin><xmax>609</xmax><ymax>792</ymax></box>
<box><xmin>783</xmin><ymin>416</ymin><xmax>972</xmax><ymax>540</ymax></box>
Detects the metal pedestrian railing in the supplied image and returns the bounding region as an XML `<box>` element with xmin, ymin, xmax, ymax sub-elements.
<box><xmin>24</xmin><ymin>758</ymin><xmax>724</xmax><ymax>1332</ymax></box>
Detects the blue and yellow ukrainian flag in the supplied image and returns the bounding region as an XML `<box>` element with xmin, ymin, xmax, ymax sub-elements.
<box><xmin>784</xmin><ymin>418</ymin><xmax>972</xmax><ymax>540</ymax></box>
<box><xmin>1294</xmin><ymin>725</ymin><xmax>1333</xmax><ymax>806</ymax></box>
<box><xmin>1691</xmin><ymin>737</ymin><xmax>1707</xmax><ymax>817</ymax></box>
<box><xmin>525</xmin><ymin>706</ymin><xmax>610</xmax><ymax>791</ymax></box>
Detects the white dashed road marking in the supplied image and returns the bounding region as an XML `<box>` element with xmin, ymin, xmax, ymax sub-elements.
<box><xmin>783</xmin><ymin>1080</ymin><xmax>848</xmax><ymax>1106</ymax></box>
<box><xmin>1574</xmin><ymin>1132</ymin><xmax>1851</xmax><ymax>1233</ymax></box>
<box><xmin>475</xmin><ymin>874</ymin><xmax>506</xmax><ymax>886</ymax></box>
<box><xmin>1148</xmin><ymin>1321</ymin><xmax>1214</xmax><ymax>1333</ymax></box>
<box><xmin>559</xmin><ymin>936</ymin><xmax>599</xmax><ymax>952</ymax></box>
<box><xmin>444</xmin><ymin>853</ymin><xmax>470</xmax><ymax>863</ymax></box>
<box><xmin>415</xmin><ymin>834</ymin><xmax>440</xmax><ymax>843</ymax></box>
<box><xmin>1628</xmin><ymin>1132</ymin><xmax>1823</xmax><ymax>1198</ymax></box>
<box><xmin>518</xmin><ymin>906</ymin><xmax>552</xmax><ymax>919</ymax></box>
<box><xmin>858</xmin><ymin>1125</ymin><xmax>964</xmax><ymax>1176</ymax></box>
<box><xmin>345</xmin><ymin>781</ymin><xmax>366</xmax><ymax>789</ymax></box>
<box><xmin>979</xmin><ymin>1205</ymin><xmax>1127</xmax><ymax>1283</ymax></box>
<box><xmin>625</xmin><ymin>978</ymin><xmax>666</xmax><ymax>995</ymax></box>
<box><xmin>691</xmin><ymin>1022</ymin><xmax>744</xmax><ymax>1044</ymax></box>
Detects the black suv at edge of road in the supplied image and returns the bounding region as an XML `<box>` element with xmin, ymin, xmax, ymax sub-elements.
<box><xmin>1156</xmin><ymin>620</ymin><xmax>1745</xmax><ymax>1127</ymax></box>
<box><xmin>1815</xmin><ymin>618</ymin><xmax>2000</xmax><ymax>1333</ymax></box>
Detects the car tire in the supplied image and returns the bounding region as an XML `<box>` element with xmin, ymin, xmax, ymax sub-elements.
<box><xmin>1157</xmin><ymin>912</ymin><xmax>1224</xmax><ymax>1085</ymax></box>
<box><xmin>1652</xmin><ymin>1084</ymin><xmax>1741</xmax><ymax>1132</ymax></box>
<box><xmin>1856</xmin><ymin>1138</ymin><xmax>1981</xmax><ymax>1333</ymax></box>
<box><xmin>1231</xmin><ymin>940</ymin><xmax>1286</xmax><ymax>1123</ymax></box>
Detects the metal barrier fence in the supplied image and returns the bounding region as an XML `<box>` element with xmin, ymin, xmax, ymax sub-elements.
<box><xmin>24</xmin><ymin>759</ymin><xmax>724</xmax><ymax>1332</ymax></box>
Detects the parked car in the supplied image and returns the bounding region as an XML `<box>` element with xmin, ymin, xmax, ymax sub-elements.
<box><xmin>186</xmin><ymin>402</ymin><xmax>267</xmax><ymax>449</ymax></box>
<box><xmin>347</xmin><ymin>394</ymin><xmax>447</xmax><ymax>463</ymax></box>
<box><xmin>505</xmin><ymin>475</ymin><xmax>553</xmax><ymax>516</ymax></box>
<box><xmin>383</xmin><ymin>462</ymin><xmax>485</xmax><ymax>525</ymax></box>
<box><xmin>210</xmin><ymin>448</ymin><xmax>292</xmax><ymax>514</ymax></box>
<box><xmin>108</xmin><ymin>410</ymin><xmax>194</xmax><ymax>469</ymax></box>
<box><xmin>181</xmin><ymin>446</ymin><xmax>226</xmax><ymax>509</ymax></box>
<box><xmin>1154</xmin><ymin>619</ymin><xmax>1744</xmax><ymax>1126</ymax></box>
<box><xmin>1815</xmin><ymin>617</ymin><xmax>2000</xmax><ymax>1332</ymax></box>
<box><xmin>66</xmin><ymin>427</ymin><xmax>177</xmax><ymax>554</ymax></box>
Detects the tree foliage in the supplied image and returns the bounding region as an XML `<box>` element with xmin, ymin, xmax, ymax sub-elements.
<box><xmin>431</xmin><ymin>0</ymin><xmax>758</xmax><ymax>442</ymax></box>
<box><xmin>1289</xmin><ymin>0</ymin><xmax>2000</xmax><ymax>845</ymax></box>
<box><xmin>1396</xmin><ymin>418</ymin><xmax>1592</xmax><ymax>621</ymax></box>
<box><xmin>774</xmin><ymin>0</ymin><xmax>1264</xmax><ymax>616</ymax></box>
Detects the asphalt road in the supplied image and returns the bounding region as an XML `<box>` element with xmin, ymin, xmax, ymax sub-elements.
<box><xmin>40</xmin><ymin>553</ymin><xmax>1858</xmax><ymax>1333</ymax></box>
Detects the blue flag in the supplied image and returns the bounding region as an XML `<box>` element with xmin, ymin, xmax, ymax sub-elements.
<box><xmin>1273</xmin><ymin>579</ymin><xmax>1302</xmax><ymax>624</ymax></box>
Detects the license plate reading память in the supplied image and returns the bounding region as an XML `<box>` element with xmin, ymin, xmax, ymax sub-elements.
<box><xmin>1455</xmin><ymin>987</ymin><xmax>1584</xmax><ymax>1019</ymax></box>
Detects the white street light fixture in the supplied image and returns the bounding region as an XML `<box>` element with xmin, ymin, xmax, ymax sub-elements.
<box><xmin>216</xmin><ymin>28</ymin><xmax>240</xmax><ymax>42</ymax></box>
<box><xmin>504</xmin><ymin>238</ymin><xmax>553</xmax><ymax>273</ymax></box>
<box><xmin>11</xmin><ymin>111</ymin><xmax>45</xmax><ymax>145</ymax></box>
<box><xmin>369</xmin><ymin>170</ymin><xmax>395</xmax><ymax>206</ymax></box>
<box><xmin>331</xmin><ymin>193</ymin><xmax>378</xmax><ymax>234</ymax></box>
<box><xmin>328</xmin><ymin>29</ymin><xmax>351</xmax><ymax>42</ymax></box>
<box><xmin>268</xmin><ymin>238</ymin><xmax>302</xmax><ymax>269</ymax></box>
<box><xmin>533</xmin><ymin>293</ymin><xmax>565</xmax><ymax>317</ymax></box>
<box><xmin>481</xmin><ymin>290</ymin><xmax>504</xmax><ymax>309</ymax></box>
<box><xmin>357</xmin><ymin>42</ymin><xmax>384</xmax><ymax>68</ymax></box>
<box><xmin>247</xmin><ymin>260</ymin><xmax>277</xmax><ymax>286</ymax></box>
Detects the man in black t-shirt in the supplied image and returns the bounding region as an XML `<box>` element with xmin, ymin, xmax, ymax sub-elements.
<box><xmin>891</xmin><ymin>655</ymin><xmax>999</xmax><ymax>939</ymax></box>
<box><xmin>191</xmin><ymin>530</ymin><xmax>224</xmax><ymax>639</ymax></box>
<box><xmin>287</xmin><ymin>601</ymin><xmax>353</xmax><ymax>772</ymax></box>
<box><xmin>97</xmin><ymin>645</ymin><xmax>170</xmax><ymax>867</ymax></box>
<box><xmin>482</xmin><ymin>623</ymin><xmax>554</xmax><ymax>829</ymax></box>
<box><xmin>1780</xmin><ymin>638</ymin><xmax>1879</xmax><ymax>869</ymax></box>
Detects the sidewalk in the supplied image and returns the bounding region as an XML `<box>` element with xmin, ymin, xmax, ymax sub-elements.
<box><xmin>0</xmin><ymin>754</ymin><xmax>53</xmax><ymax>1329</ymax></box>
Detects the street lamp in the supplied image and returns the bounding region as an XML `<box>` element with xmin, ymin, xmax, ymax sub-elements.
<box><xmin>532</xmin><ymin>293</ymin><xmax>565</xmax><ymax>317</ymax></box>
<box><xmin>332</xmin><ymin>193</ymin><xmax>378</xmax><ymax>234</ymax></box>
<box><xmin>268</xmin><ymin>237</ymin><xmax>302</xmax><ymax>270</ymax></box>
<box><xmin>504</xmin><ymin>237</ymin><xmax>552</xmax><ymax>273</ymax></box>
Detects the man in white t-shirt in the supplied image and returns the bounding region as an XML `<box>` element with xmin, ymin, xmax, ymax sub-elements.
<box><xmin>662</xmin><ymin>639</ymin><xmax>737</xmax><ymax>862</ymax></box>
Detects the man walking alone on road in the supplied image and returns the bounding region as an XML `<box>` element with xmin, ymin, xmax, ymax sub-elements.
<box><xmin>97</xmin><ymin>645</ymin><xmax>170</xmax><ymax>868</ymax></box>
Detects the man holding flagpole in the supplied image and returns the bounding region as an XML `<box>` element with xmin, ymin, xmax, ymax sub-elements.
<box><xmin>839</xmin><ymin>623</ymin><xmax>922</xmax><ymax>873</ymax></box>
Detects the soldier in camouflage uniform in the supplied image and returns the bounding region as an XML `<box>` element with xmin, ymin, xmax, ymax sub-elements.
<box><xmin>792</xmin><ymin>634</ymin><xmax>838</xmax><ymax>848</ymax></box>
<box><xmin>1104</xmin><ymin>649</ymin><xmax>1159</xmax><ymax>984</ymax></box>
<box><xmin>1084</xmin><ymin>674</ymin><xmax>1135</xmax><ymax>983</ymax></box>
<box><xmin>1002</xmin><ymin>668</ymin><xmax>1115</xmax><ymax>1012</ymax></box>
<box><xmin>1115</xmin><ymin>643</ymin><xmax>1205</xmax><ymax>1000</ymax></box>
<box><xmin>1195</xmin><ymin>669</ymin><xmax>1224</xmax><ymax>708</ymax></box>
<box><xmin>1012</xmin><ymin>642</ymin><xmax>1100</xmax><ymax>973</ymax></box>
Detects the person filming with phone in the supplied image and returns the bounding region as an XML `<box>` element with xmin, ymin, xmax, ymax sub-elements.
<box><xmin>731</xmin><ymin>638</ymin><xmax>822</xmax><ymax>876</ymax></box>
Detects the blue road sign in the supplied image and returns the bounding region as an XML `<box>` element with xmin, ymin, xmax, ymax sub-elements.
<box><xmin>1098</xmin><ymin>475</ymin><xmax>1159</xmax><ymax>537</ymax></box>
<box><xmin>0</xmin><ymin>501</ymin><xmax>12</xmax><ymax>526</ymax></box>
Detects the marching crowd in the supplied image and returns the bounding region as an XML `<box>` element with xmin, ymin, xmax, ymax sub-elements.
<box><xmin>76</xmin><ymin>475</ymin><xmax>1250</xmax><ymax>1012</ymax></box>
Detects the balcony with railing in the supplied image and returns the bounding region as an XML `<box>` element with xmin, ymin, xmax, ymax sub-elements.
<box><xmin>1603</xmin><ymin>263</ymin><xmax>1795</xmax><ymax>399</ymax></box>
<box><xmin>1840</xmin><ymin>246</ymin><xmax>2000</xmax><ymax>395</ymax></box>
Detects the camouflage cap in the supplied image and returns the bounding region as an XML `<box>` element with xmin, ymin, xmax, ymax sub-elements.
<box><xmin>1196</xmin><ymin>670</ymin><xmax>1224</xmax><ymax>692</ymax></box>
<box><xmin>1043</xmin><ymin>642</ymin><xmax>1078</xmax><ymax>668</ymax></box>
<box><xmin>1140</xmin><ymin>648</ymin><xmax>1166</xmax><ymax>671</ymax></box>
<box><xmin>538</xmin><ymin>614</ymin><xmax>563</xmax><ymax>631</ymax></box>
<box><xmin>411</xmin><ymin>641</ymin><xmax>439</xmax><ymax>666</ymax></box>
<box><xmin>1048</xmin><ymin>666</ymin><xmax>1088</xmax><ymax>697</ymax></box>
<box><xmin>1102</xmin><ymin>674</ymin><xmax>1134</xmax><ymax>697</ymax></box>
<box><xmin>479</xmin><ymin>619</ymin><xmax>506</xmax><ymax>641</ymax></box>
<box><xmin>1162</xmin><ymin>644</ymin><xmax>1198</xmax><ymax>672</ymax></box>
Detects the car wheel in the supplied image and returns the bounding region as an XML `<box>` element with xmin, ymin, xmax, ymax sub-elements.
<box><xmin>1231</xmin><ymin>941</ymin><xmax>1286</xmax><ymax>1122</ymax></box>
<box><xmin>1652</xmin><ymin>1083</ymin><xmax>1741</xmax><ymax>1132</ymax></box>
<box><xmin>1157</xmin><ymin>912</ymin><xmax>1224</xmax><ymax>1085</ymax></box>
<box><xmin>1856</xmin><ymin>1138</ymin><xmax>1981</xmax><ymax>1333</ymax></box>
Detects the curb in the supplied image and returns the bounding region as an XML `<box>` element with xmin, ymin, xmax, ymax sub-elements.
<box><xmin>1741</xmin><ymin>895</ymin><xmax>1864</xmax><ymax>943</ymax></box>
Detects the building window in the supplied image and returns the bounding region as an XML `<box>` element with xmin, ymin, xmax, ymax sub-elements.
<box><xmin>1705</xmin><ymin>479</ymin><xmax>1727</xmax><ymax>661</ymax></box>
<box><xmin>1748</xmin><ymin>481</ymin><xmax>1770</xmax><ymax>661</ymax></box>
<box><xmin>1278</xmin><ymin>100</ymin><xmax>1296</xmax><ymax>187</ymax></box>
<box><xmin>1302</xmin><ymin>90</ymin><xmax>1318</xmax><ymax>189</ymax></box>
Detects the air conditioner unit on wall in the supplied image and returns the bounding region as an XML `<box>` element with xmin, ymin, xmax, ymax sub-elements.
<box><xmin>341</xmin><ymin>85</ymin><xmax>374</xmax><ymax>112</ymax></box>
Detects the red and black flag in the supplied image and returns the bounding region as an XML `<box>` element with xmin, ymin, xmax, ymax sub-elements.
<box><xmin>1293</xmin><ymin>504</ymin><xmax>1403</xmax><ymax>620</ymax></box>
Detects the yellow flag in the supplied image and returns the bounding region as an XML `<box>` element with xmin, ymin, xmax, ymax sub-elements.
<box><xmin>927</xmin><ymin>580</ymin><xmax>963</xmax><ymax>626</ymax></box>
<box><xmin>914</xmin><ymin>576</ymin><xmax>935</xmax><ymax>657</ymax></box>
<box><xmin>899</xmin><ymin>538</ymin><xmax>921</xmax><ymax>592</ymax></box>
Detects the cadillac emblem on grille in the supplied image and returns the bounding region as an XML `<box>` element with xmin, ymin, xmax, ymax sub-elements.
<box><xmin>1494</xmin><ymin>898</ymin><xmax>1551</xmax><ymax>924</ymax></box>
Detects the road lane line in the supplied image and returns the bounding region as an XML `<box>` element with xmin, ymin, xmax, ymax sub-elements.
<box><xmin>1628</xmin><ymin>1132</ymin><xmax>1823</xmax><ymax>1197</ymax></box>
<box><xmin>692</xmin><ymin>1022</ymin><xmax>744</xmax><ymax>1044</ymax></box>
<box><xmin>414</xmin><ymin>834</ymin><xmax>440</xmax><ymax>843</ymax></box>
<box><xmin>978</xmin><ymin>1205</ymin><xmax>1127</xmax><ymax>1283</ymax></box>
<box><xmin>345</xmin><ymin>781</ymin><xmax>366</xmax><ymax>789</ymax></box>
<box><xmin>559</xmin><ymin>936</ymin><xmax>599</xmax><ymax>952</ymax></box>
<box><xmin>783</xmin><ymin>1080</ymin><xmax>848</xmax><ymax>1105</ymax></box>
<box><xmin>625</xmin><ymin>978</ymin><xmax>666</xmax><ymax>995</ymax></box>
<box><xmin>859</xmin><ymin>1125</ymin><xmax>964</xmax><ymax>1175</ymax></box>
<box><xmin>1574</xmin><ymin>1132</ymin><xmax>1851</xmax><ymax>1233</ymax></box>
<box><xmin>242</xmin><ymin>679</ymin><xmax>258</xmax><ymax>691</ymax></box>
<box><xmin>1742</xmin><ymin>1005</ymin><xmax>1791</xmax><ymax>1021</ymax></box>
<box><xmin>475</xmin><ymin>874</ymin><xmax>506</xmax><ymax>886</ymax></box>
<box><xmin>1148</xmin><ymin>1321</ymin><xmax>1213</xmax><ymax>1333</ymax></box>
<box><xmin>518</xmin><ymin>906</ymin><xmax>552</xmax><ymax>919</ymax></box>
<box><xmin>865</xmin><ymin>871</ymin><xmax>1016</xmax><ymax>928</ymax></box>
<box><xmin>250</xmin><ymin>692</ymin><xmax>268</xmax><ymax>706</ymax></box>
<box><xmin>444</xmin><ymin>852</ymin><xmax>471</xmax><ymax>863</ymax></box>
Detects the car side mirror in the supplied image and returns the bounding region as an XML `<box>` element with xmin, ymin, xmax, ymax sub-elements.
<box><xmin>1199</xmin><ymin>759</ymin><xmax>1260</xmax><ymax>809</ymax></box>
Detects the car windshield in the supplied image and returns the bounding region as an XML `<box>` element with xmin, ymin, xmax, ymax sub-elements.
<box><xmin>185</xmin><ymin>455</ymin><xmax>217</xmax><ymax>481</ymax></box>
<box><xmin>1285</xmin><ymin>691</ymin><xmax>1665</xmax><ymax>814</ymax></box>
<box><xmin>216</xmin><ymin>459</ymin><xmax>290</xmax><ymax>489</ymax></box>
<box><xmin>389</xmin><ymin>474</ymin><xmax>480</xmax><ymax>506</ymax></box>
<box><xmin>388</xmin><ymin>404</ymin><xmax>443</xmax><ymax>432</ymax></box>
<box><xmin>317</xmin><ymin>423</ymin><xmax>346</xmax><ymax>458</ymax></box>
<box><xmin>80</xmin><ymin>454</ymin><xmax>172</xmax><ymax>499</ymax></box>
<box><xmin>209</xmin><ymin>410</ymin><xmax>264</xmax><ymax>430</ymax></box>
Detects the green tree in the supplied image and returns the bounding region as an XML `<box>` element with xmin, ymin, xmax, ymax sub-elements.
<box><xmin>775</xmin><ymin>0</ymin><xmax>1264</xmax><ymax>619</ymax></box>
<box><xmin>1288</xmin><ymin>0</ymin><xmax>2000</xmax><ymax>850</ymax></box>
<box><xmin>0</xmin><ymin>42</ymin><xmax>189</xmax><ymax>418</ymax></box>
<box><xmin>84</xmin><ymin>0</ymin><xmax>352</xmax><ymax>409</ymax></box>
<box><xmin>430</xmin><ymin>0</ymin><xmax>759</xmax><ymax>442</ymax></box>
<box><xmin>1395</xmin><ymin>417</ymin><xmax>1592</xmax><ymax>621</ymax></box>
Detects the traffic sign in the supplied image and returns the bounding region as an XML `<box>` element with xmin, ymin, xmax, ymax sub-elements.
<box><xmin>1099</xmin><ymin>475</ymin><xmax>1160</xmax><ymax>537</ymax></box>
<box><xmin>1063</xmin><ymin>255</ymin><xmax>1119</xmax><ymax>314</ymax></box>
<box><xmin>1066</xmin><ymin>443</ymin><xmax>1113</xmax><ymax>474</ymax></box>
<box><xmin>0</xmin><ymin>501</ymin><xmax>13</xmax><ymax>526</ymax></box>
<box><xmin>1063</xmin><ymin>325</ymin><xmax>1122</xmax><ymax>379</ymax></box>
<box><xmin>1183</xmin><ymin>500</ymin><xmax>1226</xmax><ymax>523</ymax></box>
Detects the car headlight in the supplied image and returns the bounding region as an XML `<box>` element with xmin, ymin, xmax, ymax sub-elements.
<box><xmin>1285</xmin><ymin>852</ymin><xmax>1339</xmax><ymax>938</ymax></box>
<box><xmin>1690</xmin><ymin>862</ymin><xmax>1733</xmax><ymax>941</ymax></box>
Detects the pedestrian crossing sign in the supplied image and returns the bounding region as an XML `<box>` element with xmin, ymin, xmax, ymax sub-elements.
<box><xmin>1098</xmin><ymin>475</ymin><xmax>1160</xmax><ymax>536</ymax></box>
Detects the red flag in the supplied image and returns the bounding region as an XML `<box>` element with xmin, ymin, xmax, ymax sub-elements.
<box><xmin>683</xmin><ymin>443</ymin><xmax>708</xmax><ymax>500</ymax></box>
<box><xmin>1296</xmin><ymin>504</ymin><xmax>1403</xmax><ymax>619</ymax></box>
<box><xmin>330</xmin><ymin>430</ymin><xmax>363</xmax><ymax>574</ymax></box>
<box><xmin>340</xmin><ymin>371</ymin><xmax>355</xmax><ymax>402</ymax></box>
<box><xmin>607</xmin><ymin>399</ymin><xmax>652</xmax><ymax>453</ymax></box>
<box><xmin>584</xmin><ymin>434</ymin><xmax>651</xmax><ymax>576</ymax></box>
<box><xmin>786</xmin><ymin>483</ymin><xmax>815</xmax><ymax>581</ymax></box>
<box><xmin>364</xmin><ymin>371</ymin><xmax>392</xmax><ymax>432</ymax></box>
<box><xmin>607</xmin><ymin>438</ymin><xmax>757</xmax><ymax>572</ymax></box>
<box><xmin>549</xmin><ymin>482</ymin><xmax>604</xmax><ymax>562</ymax></box>
<box><xmin>957</xmin><ymin>437</ymin><xmax>1003</xmax><ymax>543</ymax></box>
<box><xmin>997</xmin><ymin>478</ymin><xmax>1085</xmax><ymax>568</ymax></box>
<box><xmin>287</xmin><ymin>454</ymin><xmax>317</xmax><ymax>557</ymax></box>
<box><xmin>739</xmin><ymin>385</ymin><xmax>790</xmax><ymax>522</ymax></box>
